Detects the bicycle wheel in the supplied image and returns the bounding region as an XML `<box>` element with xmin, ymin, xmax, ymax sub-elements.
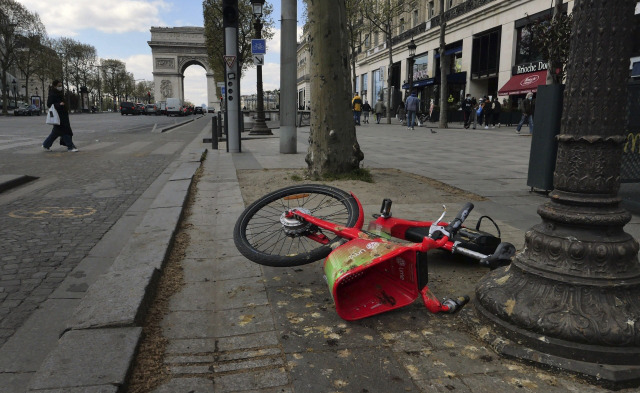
<box><xmin>234</xmin><ymin>184</ymin><xmax>360</xmax><ymax>267</ymax></box>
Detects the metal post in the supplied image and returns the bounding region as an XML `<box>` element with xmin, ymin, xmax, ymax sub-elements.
<box><xmin>223</xmin><ymin>0</ymin><xmax>241</xmax><ymax>152</ymax></box>
<box><xmin>279</xmin><ymin>0</ymin><xmax>297</xmax><ymax>153</ymax></box>
<box><xmin>249</xmin><ymin>15</ymin><xmax>272</xmax><ymax>135</ymax></box>
<box><xmin>212</xmin><ymin>115</ymin><xmax>218</xmax><ymax>150</ymax></box>
<box><xmin>475</xmin><ymin>0</ymin><xmax>640</xmax><ymax>387</ymax></box>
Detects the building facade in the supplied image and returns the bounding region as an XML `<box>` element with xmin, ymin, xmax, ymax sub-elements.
<box><xmin>353</xmin><ymin>0</ymin><xmax>583</xmax><ymax>115</ymax></box>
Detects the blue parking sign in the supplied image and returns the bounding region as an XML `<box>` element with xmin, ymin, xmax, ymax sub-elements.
<box><xmin>251</xmin><ymin>39</ymin><xmax>266</xmax><ymax>55</ymax></box>
<box><xmin>221</xmin><ymin>87</ymin><xmax>226</xmax><ymax>95</ymax></box>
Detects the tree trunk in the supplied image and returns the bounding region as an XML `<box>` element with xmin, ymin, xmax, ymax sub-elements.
<box><xmin>438</xmin><ymin>0</ymin><xmax>448</xmax><ymax>128</ymax></box>
<box><xmin>547</xmin><ymin>0</ymin><xmax>564</xmax><ymax>85</ymax></box>
<box><xmin>386</xmin><ymin>38</ymin><xmax>393</xmax><ymax>124</ymax></box>
<box><xmin>305</xmin><ymin>0</ymin><xmax>364</xmax><ymax>177</ymax></box>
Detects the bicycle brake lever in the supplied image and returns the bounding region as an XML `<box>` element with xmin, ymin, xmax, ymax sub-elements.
<box><xmin>429</xmin><ymin>205</ymin><xmax>451</xmax><ymax>238</ymax></box>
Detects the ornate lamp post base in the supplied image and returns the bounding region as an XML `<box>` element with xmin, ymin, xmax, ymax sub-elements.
<box><xmin>473</xmin><ymin>0</ymin><xmax>640</xmax><ymax>388</ymax></box>
<box><xmin>248</xmin><ymin>118</ymin><xmax>272</xmax><ymax>135</ymax></box>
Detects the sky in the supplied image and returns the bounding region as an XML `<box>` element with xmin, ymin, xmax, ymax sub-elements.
<box><xmin>16</xmin><ymin>0</ymin><xmax>306</xmax><ymax>107</ymax></box>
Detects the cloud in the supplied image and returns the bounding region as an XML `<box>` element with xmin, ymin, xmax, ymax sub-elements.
<box><xmin>122</xmin><ymin>54</ymin><xmax>154</xmax><ymax>81</ymax></box>
<box><xmin>17</xmin><ymin>0</ymin><xmax>171</xmax><ymax>36</ymax></box>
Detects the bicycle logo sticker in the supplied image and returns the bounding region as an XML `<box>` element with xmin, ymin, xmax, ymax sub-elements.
<box><xmin>9</xmin><ymin>206</ymin><xmax>97</xmax><ymax>219</ymax></box>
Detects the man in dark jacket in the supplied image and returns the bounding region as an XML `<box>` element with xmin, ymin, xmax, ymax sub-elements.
<box><xmin>516</xmin><ymin>92</ymin><xmax>535</xmax><ymax>134</ymax></box>
<box><xmin>42</xmin><ymin>80</ymin><xmax>78</xmax><ymax>152</ymax></box>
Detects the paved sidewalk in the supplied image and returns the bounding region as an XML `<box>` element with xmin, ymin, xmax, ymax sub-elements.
<box><xmin>23</xmin><ymin>119</ymin><xmax>640</xmax><ymax>392</ymax></box>
<box><xmin>150</xmin><ymin>122</ymin><xmax>639</xmax><ymax>392</ymax></box>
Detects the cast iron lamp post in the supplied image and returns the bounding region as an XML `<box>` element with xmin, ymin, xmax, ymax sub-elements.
<box><xmin>249</xmin><ymin>0</ymin><xmax>272</xmax><ymax>135</ymax></box>
<box><xmin>407</xmin><ymin>38</ymin><xmax>416</xmax><ymax>98</ymax></box>
<box><xmin>474</xmin><ymin>0</ymin><xmax>640</xmax><ymax>388</ymax></box>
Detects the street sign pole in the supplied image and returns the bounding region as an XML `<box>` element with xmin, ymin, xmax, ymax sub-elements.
<box><xmin>223</xmin><ymin>0</ymin><xmax>241</xmax><ymax>153</ymax></box>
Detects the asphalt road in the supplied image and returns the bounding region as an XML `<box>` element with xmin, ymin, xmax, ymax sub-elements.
<box><xmin>0</xmin><ymin>112</ymin><xmax>208</xmax><ymax>348</ymax></box>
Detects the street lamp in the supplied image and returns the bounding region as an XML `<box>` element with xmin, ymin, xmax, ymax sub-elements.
<box><xmin>11</xmin><ymin>79</ymin><xmax>16</xmax><ymax>109</ymax></box>
<box><xmin>407</xmin><ymin>38</ymin><xmax>417</xmax><ymax>98</ymax></box>
<box><xmin>249</xmin><ymin>0</ymin><xmax>272</xmax><ymax>135</ymax></box>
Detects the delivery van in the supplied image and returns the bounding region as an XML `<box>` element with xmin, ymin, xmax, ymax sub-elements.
<box><xmin>166</xmin><ymin>97</ymin><xmax>182</xmax><ymax>116</ymax></box>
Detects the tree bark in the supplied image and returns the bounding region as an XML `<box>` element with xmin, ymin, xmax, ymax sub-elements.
<box><xmin>547</xmin><ymin>0</ymin><xmax>564</xmax><ymax>85</ymax></box>
<box><xmin>438</xmin><ymin>0</ymin><xmax>448</xmax><ymax>128</ymax></box>
<box><xmin>305</xmin><ymin>0</ymin><xmax>364</xmax><ymax>177</ymax></box>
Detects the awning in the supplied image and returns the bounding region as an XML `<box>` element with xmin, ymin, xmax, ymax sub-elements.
<box><xmin>632</xmin><ymin>62</ymin><xmax>640</xmax><ymax>78</ymax></box>
<box><xmin>402</xmin><ymin>78</ymin><xmax>436</xmax><ymax>89</ymax></box>
<box><xmin>498</xmin><ymin>70</ymin><xmax>547</xmax><ymax>95</ymax></box>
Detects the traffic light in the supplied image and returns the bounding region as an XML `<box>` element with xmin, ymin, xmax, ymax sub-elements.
<box><xmin>222</xmin><ymin>0</ymin><xmax>238</xmax><ymax>28</ymax></box>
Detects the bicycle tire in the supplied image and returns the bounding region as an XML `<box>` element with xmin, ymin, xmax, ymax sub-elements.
<box><xmin>234</xmin><ymin>184</ymin><xmax>360</xmax><ymax>267</ymax></box>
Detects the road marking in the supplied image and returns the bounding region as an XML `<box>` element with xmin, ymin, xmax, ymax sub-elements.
<box><xmin>8</xmin><ymin>206</ymin><xmax>97</xmax><ymax>219</ymax></box>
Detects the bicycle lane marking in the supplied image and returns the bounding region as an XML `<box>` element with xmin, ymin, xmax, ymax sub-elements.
<box><xmin>8</xmin><ymin>206</ymin><xmax>97</xmax><ymax>219</ymax></box>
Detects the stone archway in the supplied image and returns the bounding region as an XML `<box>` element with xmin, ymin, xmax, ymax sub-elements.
<box><xmin>148</xmin><ymin>26</ymin><xmax>219</xmax><ymax>111</ymax></box>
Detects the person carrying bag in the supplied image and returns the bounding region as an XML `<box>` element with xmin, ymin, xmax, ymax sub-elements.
<box><xmin>41</xmin><ymin>80</ymin><xmax>79</xmax><ymax>152</ymax></box>
<box><xmin>46</xmin><ymin>104</ymin><xmax>60</xmax><ymax>125</ymax></box>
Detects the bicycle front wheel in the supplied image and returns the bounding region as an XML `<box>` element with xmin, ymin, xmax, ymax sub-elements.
<box><xmin>234</xmin><ymin>184</ymin><xmax>360</xmax><ymax>267</ymax></box>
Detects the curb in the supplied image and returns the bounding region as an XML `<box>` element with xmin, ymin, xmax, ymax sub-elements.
<box><xmin>0</xmin><ymin>174</ymin><xmax>38</xmax><ymax>193</ymax></box>
<box><xmin>26</xmin><ymin>124</ymin><xmax>211</xmax><ymax>392</ymax></box>
<box><xmin>159</xmin><ymin>115</ymin><xmax>206</xmax><ymax>133</ymax></box>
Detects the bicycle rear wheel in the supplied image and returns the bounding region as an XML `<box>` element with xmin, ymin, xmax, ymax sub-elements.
<box><xmin>234</xmin><ymin>184</ymin><xmax>360</xmax><ymax>267</ymax></box>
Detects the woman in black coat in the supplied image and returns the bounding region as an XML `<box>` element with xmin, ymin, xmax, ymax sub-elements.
<box><xmin>42</xmin><ymin>80</ymin><xmax>78</xmax><ymax>152</ymax></box>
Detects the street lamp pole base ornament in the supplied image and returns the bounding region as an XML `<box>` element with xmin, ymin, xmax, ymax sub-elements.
<box><xmin>474</xmin><ymin>0</ymin><xmax>640</xmax><ymax>389</ymax></box>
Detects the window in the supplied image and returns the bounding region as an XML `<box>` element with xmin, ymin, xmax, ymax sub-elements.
<box><xmin>413</xmin><ymin>10</ymin><xmax>419</xmax><ymax>27</ymax></box>
<box><xmin>428</xmin><ymin>1</ymin><xmax>434</xmax><ymax>19</ymax></box>
<box><xmin>399</xmin><ymin>18</ymin><xmax>405</xmax><ymax>34</ymax></box>
<box><xmin>374</xmin><ymin>32</ymin><xmax>379</xmax><ymax>46</ymax></box>
<box><xmin>365</xmin><ymin>34</ymin><xmax>370</xmax><ymax>48</ymax></box>
<box><xmin>472</xmin><ymin>28</ymin><xmax>501</xmax><ymax>78</ymax></box>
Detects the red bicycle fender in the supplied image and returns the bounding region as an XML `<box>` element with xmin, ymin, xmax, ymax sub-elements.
<box><xmin>351</xmin><ymin>192</ymin><xmax>365</xmax><ymax>229</ymax></box>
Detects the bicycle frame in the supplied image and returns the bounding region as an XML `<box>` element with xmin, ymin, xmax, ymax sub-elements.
<box><xmin>284</xmin><ymin>194</ymin><xmax>469</xmax><ymax>320</ymax></box>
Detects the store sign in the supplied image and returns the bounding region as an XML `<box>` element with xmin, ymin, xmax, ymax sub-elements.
<box><xmin>513</xmin><ymin>61</ymin><xmax>549</xmax><ymax>75</ymax></box>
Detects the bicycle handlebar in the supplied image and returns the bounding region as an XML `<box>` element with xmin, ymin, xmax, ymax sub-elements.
<box><xmin>444</xmin><ymin>202</ymin><xmax>474</xmax><ymax>236</ymax></box>
<box><xmin>451</xmin><ymin>242</ymin><xmax>488</xmax><ymax>261</ymax></box>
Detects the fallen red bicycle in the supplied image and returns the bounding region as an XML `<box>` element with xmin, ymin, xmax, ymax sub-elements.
<box><xmin>233</xmin><ymin>184</ymin><xmax>515</xmax><ymax>320</ymax></box>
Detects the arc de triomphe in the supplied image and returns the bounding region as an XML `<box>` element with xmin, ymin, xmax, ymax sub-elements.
<box><xmin>148</xmin><ymin>26</ymin><xmax>219</xmax><ymax>110</ymax></box>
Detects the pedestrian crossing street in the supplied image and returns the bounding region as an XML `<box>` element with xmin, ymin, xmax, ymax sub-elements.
<box><xmin>0</xmin><ymin>136</ymin><xmax>185</xmax><ymax>156</ymax></box>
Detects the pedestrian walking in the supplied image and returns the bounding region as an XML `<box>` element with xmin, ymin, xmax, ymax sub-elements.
<box><xmin>483</xmin><ymin>96</ymin><xmax>493</xmax><ymax>129</ymax></box>
<box><xmin>405</xmin><ymin>91</ymin><xmax>420</xmax><ymax>130</ymax></box>
<box><xmin>491</xmin><ymin>97</ymin><xmax>501</xmax><ymax>128</ymax></box>
<box><xmin>352</xmin><ymin>92</ymin><xmax>363</xmax><ymax>126</ymax></box>
<box><xmin>462</xmin><ymin>94</ymin><xmax>473</xmax><ymax>128</ymax></box>
<box><xmin>470</xmin><ymin>97</ymin><xmax>479</xmax><ymax>129</ymax></box>
<box><xmin>362</xmin><ymin>100</ymin><xmax>371</xmax><ymax>124</ymax></box>
<box><xmin>396</xmin><ymin>101</ymin><xmax>406</xmax><ymax>126</ymax></box>
<box><xmin>42</xmin><ymin>80</ymin><xmax>78</xmax><ymax>152</ymax></box>
<box><xmin>516</xmin><ymin>92</ymin><xmax>535</xmax><ymax>134</ymax></box>
<box><xmin>374</xmin><ymin>98</ymin><xmax>385</xmax><ymax>124</ymax></box>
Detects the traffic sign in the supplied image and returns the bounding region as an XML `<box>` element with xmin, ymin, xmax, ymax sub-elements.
<box><xmin>216</xmin><ymin>82</ymin><xmax>225</xmax><ymax>87</ymax></box>
<box><xmin>251</xmin><ymin>39</ymin><xmax>266</xmax><ymax>54</ymax></box>
<box><xmin>223</xmin><ymin>55</ymin><xmax>236</xmax><ymax>69</ymax></box>
<box><xmin>221</xmin><ymin>87</ymin><xmax>226</xmax><ymax>95</ymax></box>
<box><xmin>253</xmin><ymin>54</ymin><xmax>264</xmax><ymax>66</ymax></box>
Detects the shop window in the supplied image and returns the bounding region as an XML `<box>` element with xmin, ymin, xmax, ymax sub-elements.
<box><xmin>471</xmin><ymin>28</ymin><xmax>501</xmax><ymax>78</ymax></box>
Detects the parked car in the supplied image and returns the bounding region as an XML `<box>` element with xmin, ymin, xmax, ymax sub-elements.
<box><xmin>120</xmin><ymin>101</ymin><xmax>139</xmax><ymax>115</ymax></box>
<box><xmin>135</xmin><ymin>103</ymin><xmax>145</xmax><ymax>113</ymax></box>
<box><xmin>14</xmin><ymin>104</ymin><xmax>40</xmax><ymax>116</ymax></box>
<box><xmin>194</xmin><ymin>106</ymin><xmax>204</xmax><ymax>114</ymax></box>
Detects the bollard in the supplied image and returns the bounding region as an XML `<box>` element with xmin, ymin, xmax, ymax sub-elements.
<box><xmin>217</xmin><ymin>112</ymin><xmax>223</xmax><ymax>138</ymax></box>
<box><xmin>211</xmin><ymin>115</ymin><xmax>218</xmax><ymax>150</ymax></box>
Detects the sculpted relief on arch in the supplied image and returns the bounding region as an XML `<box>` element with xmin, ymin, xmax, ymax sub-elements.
<box><xmin>160</xmin><ymin>80</ymin><xmax>173</xmax><ymax>99</ymax></box>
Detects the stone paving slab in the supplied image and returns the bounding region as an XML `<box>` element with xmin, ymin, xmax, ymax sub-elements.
<box><xmin>28</xmin><ymin>327</ymin><xmax>141</xmax><ymax>391</ymax></box>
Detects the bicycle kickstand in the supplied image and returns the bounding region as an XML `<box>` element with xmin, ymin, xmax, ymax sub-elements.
<box><xmin>420</xmin><ymin>286</ymin><xmax>470</xmax><ymax>314</ymax></box>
